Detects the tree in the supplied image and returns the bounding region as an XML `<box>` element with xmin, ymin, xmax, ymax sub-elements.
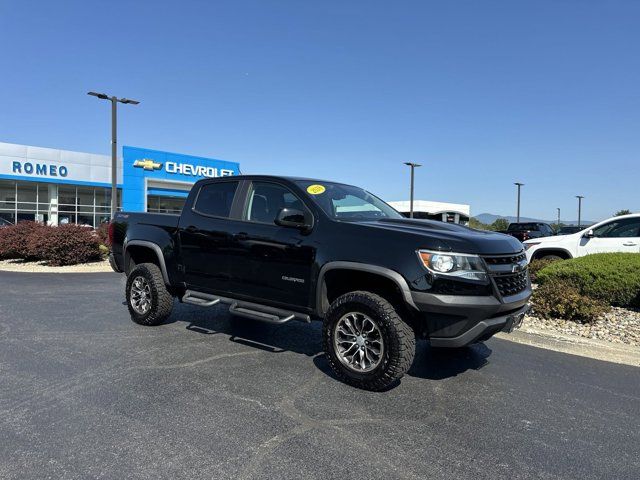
<box><xmin>614</xmin><ymin>209</ymin><xmax>632</xmax><ymax>216</ymax></box>
<box><xmin>490</xmin><ymin>218</ymin><xmax>509</xmax><ymax>232</ymax></box>
<box><xmin>469</xmin><ymin>217</ymin><xmax>490</xmax><ymax>230</ymax></box>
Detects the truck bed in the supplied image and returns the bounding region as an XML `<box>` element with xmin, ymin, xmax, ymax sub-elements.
<box><xmin>110</xmin><ymin>212</ymin><xmax>181</xmax><ymax>272</ymax></box>
<box><xmin>119</xmin><ymin>212</ymin><xmax>181</xmax><ymax>229</ymax></box>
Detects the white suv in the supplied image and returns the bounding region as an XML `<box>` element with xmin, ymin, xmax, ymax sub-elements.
<box><xmin>524</xmin><ymin>213</ymin><xmax>640</xmax><ymax>262</ymax></box>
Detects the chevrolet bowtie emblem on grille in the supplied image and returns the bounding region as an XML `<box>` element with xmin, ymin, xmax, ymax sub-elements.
<box><xmin>133</xmin><ymin>159</ymin><xmax>163</xmax><ymax>171</ymax></box>
<box><xmin>512</xmin><ymin>259</ymin><xmax>528</xmax><ymax>273</ymax></box>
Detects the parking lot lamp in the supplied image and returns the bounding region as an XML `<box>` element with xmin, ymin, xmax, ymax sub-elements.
<box><xmin>404</xmin><ymin>162</ymin><xmax>422</xmax><ymax>218</ymax></box>
<box><xmin>576</xmin><ymin>195</ymin><xmax>584</xmax><ymax>227</ymax></box>
<box><xmin>514</xmin><ymin>182</ymin><xmax>524</xmax><ymax>222</ymax></box>
<box><xmin>88</xmin><ymin>92</ymin><xmax>140</xmax><ymax>218</ymax></box>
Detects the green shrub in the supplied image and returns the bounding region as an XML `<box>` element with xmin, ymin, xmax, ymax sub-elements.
<box><xmin>528</xmin><ymin>257</ymin><xmax>560</xmax><ymax>283</ymax></box>
<box><xmin>98</xmin><ymin>244</ymin><xmax>109</xmax><ymax>257</ymax></box>
<box><xmin>532</xmin><ymin>280</ymin><xmax>609</xmax><ymax>323</ymax></box>
<box><xmin>0</xmin><ymin>221</ymin><xmax>48</xmax><ymax>260</ymax></box>
<box><xmin>536</xmin><ymin>253</ymin><xmax>640</xmax><ymax>308</ymax></box>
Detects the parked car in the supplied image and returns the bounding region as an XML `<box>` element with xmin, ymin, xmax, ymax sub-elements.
<box><xmin>110</xmin><ymin>175</ymin><xmax>531</xmax><ymax>391</ymax></box>
<box><xmin>0</xmin><ymin>218</ymin><xmax>12</xmax><ymax>227</ymax></box>
<box><xmin>524</xmin><ymin>214</ymin><xmax>640</xmax><ymax>261</ymax></box>
<box><xmin>504</xmin><ymin>222</ymin><xmax>555</xmax><ymax>242</ymax></box>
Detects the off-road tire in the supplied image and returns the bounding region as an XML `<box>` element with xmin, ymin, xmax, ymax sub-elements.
<box><xmin>323</xmin><ymin>291</ymin><xmax>415</xmax><ymax>391</ymax></box>
<box><xmin>126</xmin><ymin>263</ymin><xmax>173</xmax><ymax>326</ymax></box>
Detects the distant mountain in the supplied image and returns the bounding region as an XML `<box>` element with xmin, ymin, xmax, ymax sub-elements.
<box><xmin>474</xmin><ymin>213</ymin><xmax>594</xmax><ymax>226</ymax></box>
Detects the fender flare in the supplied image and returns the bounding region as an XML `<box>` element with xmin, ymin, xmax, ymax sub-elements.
<box><xmin>123</xmin><ymin>240</ymin><xmax>171</xmax><ymax>285</ymax></box>
<box><xmin>316</xmin><ymin>261</ymin><xmax>418</xmax><ymax>316</ymax></box>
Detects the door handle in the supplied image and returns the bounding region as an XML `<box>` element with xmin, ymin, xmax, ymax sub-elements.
<box><xmin>234</xmin><ymin>232</ymin><xmax>248</xmax><ymax>240</ymax></box>
<box><xmin>185</xmin><ymin>225</ymin><xmax>197</xmax><ymax>233</ymax></box>
<box><xmin>623</xmin><ymin>242</ymin><xmax>637</xmax><ymax>246</ymax></box>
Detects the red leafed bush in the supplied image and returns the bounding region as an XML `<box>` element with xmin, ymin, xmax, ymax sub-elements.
<box><xmin>95</xmin><ymin>222</ymin><xmax>111</xmax><ymax>246</ymax></box>
<box><xmin>0</xmin><ymin>221</ymin><xmax>48</xmax><ymax>260</ymax></box>
<box><xmin>33</xmin><ymin>224</ymin><xmax>102</xmax><ymax>266</ymax></box>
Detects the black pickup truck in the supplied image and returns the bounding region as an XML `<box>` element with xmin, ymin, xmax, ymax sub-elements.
<box><xmin>504</xmin><ymin>222</ymin><xmax>555</xmax><ymax>242</ymax></box>
<box><xmin>110</xmin><ymin>175</ymin><xmax>531</xmax><ymax>390</ymax></box>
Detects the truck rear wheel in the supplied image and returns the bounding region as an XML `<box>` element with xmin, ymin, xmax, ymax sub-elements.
<box><xmin>126</xmin><ymin>263</ymin><xmax>173</xmax><ymax>326</ymax></box>
<box><xmin>323</xmin><ymin>291</ymin><xmax>415</xmax><ymax>391</ymax></box>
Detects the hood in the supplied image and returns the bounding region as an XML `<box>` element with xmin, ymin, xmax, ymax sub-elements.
<box><xmin>356</xmin><ymin>218</ymin><xmax>524</xmax><ymax>255</ymax></box>
<box><xmin>523</xmin><ymin>233</ymin><xmax>577</xmax><ymax>244</ymax></box>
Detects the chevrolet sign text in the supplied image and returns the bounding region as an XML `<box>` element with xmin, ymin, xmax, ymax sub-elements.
<box><xmin>165</xmin><ymin>162</ymin><xmax>234</xmax><ymax>178</ymax></box>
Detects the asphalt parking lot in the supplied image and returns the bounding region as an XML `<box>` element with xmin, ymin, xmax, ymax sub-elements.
<box><xmin>0</xmin><ymin>271</ymin><xmax>639</xmax><ymax>479</ymax></box>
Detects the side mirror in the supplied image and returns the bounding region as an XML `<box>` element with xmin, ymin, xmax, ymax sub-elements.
<box><xmin>584</xmin><ymin>229</ymin><xmax>594</xmax><ymax>238</ymax></box>
<box><xmin>275</xmin><ymin>208</ymin><xmax>313</xmax><ymax>231</ymax></box>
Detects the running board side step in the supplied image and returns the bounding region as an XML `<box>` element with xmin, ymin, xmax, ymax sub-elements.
<box><xmin>181</xmin><ymin>289</ymin><xmax>311</xmax><ymax>324</ymax></box>
<box><xmin>229</xmin><ymin>304</ymin><xmax>295</xmax><ymax>324</ymax></box>
<box><xmin>182</xmin><ymin>290</ymin><xmax>221</xmax><ymax>307</ymax></box>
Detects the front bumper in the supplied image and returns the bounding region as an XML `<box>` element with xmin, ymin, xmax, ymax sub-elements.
<box><xmin>411</xmin><ymin>288</ymin><xmax>531</xmax><ymax>347</ymax></box>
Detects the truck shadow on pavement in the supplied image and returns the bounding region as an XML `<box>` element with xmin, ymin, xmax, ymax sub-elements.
<box><xmin>172</xmin><ymin>302</ymin><xmax>493</xmax><ymax>383</ymax></box>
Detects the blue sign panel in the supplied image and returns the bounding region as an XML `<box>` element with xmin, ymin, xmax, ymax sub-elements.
<box><xmin>122</xmin><ymin>146</ymin><xmax>240</xmax><ymax>211</ymax></box>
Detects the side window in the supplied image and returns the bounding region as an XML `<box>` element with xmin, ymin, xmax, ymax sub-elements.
<box><xmin>244</xmin><ymin>182</ymin><xmax>305</xmax><ymax>225</ymax></box>
<box><xmin>194</xmin><ymin>181</ymin><xmax>239</xmax><ymax>217</ymax></box>
<box><xmin>592</xmin><ymin>218</ymin><xmax>640</xmax><ymax>238</ymax></box>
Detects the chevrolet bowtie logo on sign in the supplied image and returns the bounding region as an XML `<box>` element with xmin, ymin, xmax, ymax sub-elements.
<box><xmin>133</xmin><ymin>159</ymin><xmax>163</xmax><ymax>171</ymax></box>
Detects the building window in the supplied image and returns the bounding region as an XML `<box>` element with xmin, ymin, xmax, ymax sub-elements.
<box><xmin>147</xmin><ymin>195</ymin><xmax>186</xmax><ymax>215</ymax></box>
<box><xmin>0</xmin><ymin>180</ymin><xmax>120</xmax><ymax>227</ymax></box>
<box><xmin>59</xmin><ymin>185</ymin><xmax>121</xmax><ymax>226</ymax></box>
<box><xmin>0</xmin><ymin>180</ymin><xmax>17</xmax><ymax>224</ymax></box>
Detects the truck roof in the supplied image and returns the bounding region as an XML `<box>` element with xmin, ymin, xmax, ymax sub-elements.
<box><xmin>202</xmin><ymin>174</ymin><xmax>354</xmax><ymax>186</ymax></box>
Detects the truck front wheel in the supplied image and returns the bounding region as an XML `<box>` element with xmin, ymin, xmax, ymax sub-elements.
<box><xmin>126</xmin><ymin>263</ymin><xmax>174</xmax><ymax>326</ymax></box>
<box><xmin>323</xmin><ymin>291</ymin><xmax>416</xmax><ymax>391</ymax></box>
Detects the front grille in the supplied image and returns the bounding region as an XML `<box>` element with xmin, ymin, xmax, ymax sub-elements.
<box><xmin>493</xmin><ymin>271</ymin><xmax>529</xmax><ymax>297</ymax></box>
<box><xmin>481</xmin><ymin>252</ymin><xmax>530</xmax><ymax>297</ymax></box>
<box><xmin>483</xmin><ymin>252</ymin><xmax>526</xmax><ymax>265</ymax></box>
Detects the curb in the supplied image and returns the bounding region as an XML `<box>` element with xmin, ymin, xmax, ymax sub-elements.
<box><xmin>496</xmin><ymin>325</ymin><xmax>639</xmax><ymax>367</ymax></box>
<box><xmin>0</xmin><ymin>260</ymin><xmax>114</xmax><ymax>274</ymax></box>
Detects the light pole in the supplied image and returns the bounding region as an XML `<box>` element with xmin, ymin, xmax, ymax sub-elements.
<box><xmin>88</xmin><ymin>92</ymin><xmax>140</xmax><ymax>218</ymax></box>
<box><xmin>514</xmin><ymin>182</ymin><xmax>524</xmax><ymax>222</ymax></box>
<box><xmin>404</xmin><ymin>162</ymin><xmax>422</xmax><ymax>218</ymax></box>
<box><xmin>576</xmin><ymin>195</ymin><xmax>584</xmax><ymax>227</ymax></box>
<box><xmin>557</xmin><ymin>207</ymin><xmax>561</xmax><ymax>232</ymax></box>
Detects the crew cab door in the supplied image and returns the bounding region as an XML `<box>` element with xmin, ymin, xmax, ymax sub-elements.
<box><xmin>178</xmin><ymin>180</ymin><xmax>242</xmax><ymax>293</ymax></box>
<box><xmin>225</xmin><ymin>180</ymin><xmax>316</xmax><ymax>308</ymax></box>
<box><xmin>577</xmin><ymin>217</ymin><xmax>640</xmax><ymax>256</ymax></box>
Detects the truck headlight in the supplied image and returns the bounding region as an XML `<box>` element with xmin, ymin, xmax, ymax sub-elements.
<box><xmin>524</xmin><ymin>242</ymin><xmax>540</xmax><ymax>250</ymax></box>
<box><xmin>418</xmin><ymin>250</ymin><xmax>488</xmax><ymax>281</ymax></box>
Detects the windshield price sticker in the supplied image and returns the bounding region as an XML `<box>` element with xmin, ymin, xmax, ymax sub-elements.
<box><xmin>307</xmin><ymin>184</ymin><xmax>326</xmax><ymax>195</ymax></box>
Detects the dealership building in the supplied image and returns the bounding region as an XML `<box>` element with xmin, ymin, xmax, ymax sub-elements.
<box><xmin>0</xmin><ymin>141</ymin><xmax>240</xmax><ymax>226</ymax></box>
<box><xmin>388</xmin><ymin>200</ymin><xmax>471</xmax><ymax>225</ymax></box>
<box><xmin>1</xmin><ymin>140</ymin><xmax>470</xmax><ymax>227</ymax></box>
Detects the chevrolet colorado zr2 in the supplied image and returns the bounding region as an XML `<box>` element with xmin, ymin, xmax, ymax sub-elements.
<box><xmin>109</xmin><ymin>175</ymin><xmax>531</xmax><ymax>390</ymax></box>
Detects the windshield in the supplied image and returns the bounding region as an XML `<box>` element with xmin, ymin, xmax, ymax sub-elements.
<box><xmin>294</xmin><ymin>181</ymin><xmax>403</xmax><ymax>221</ymax></box>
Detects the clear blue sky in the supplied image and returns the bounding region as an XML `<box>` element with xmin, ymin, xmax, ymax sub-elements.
<box><xmin>1</xmin><ymin>0</ymin><xmax>638</xmax><ymax>221</ymax></box>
